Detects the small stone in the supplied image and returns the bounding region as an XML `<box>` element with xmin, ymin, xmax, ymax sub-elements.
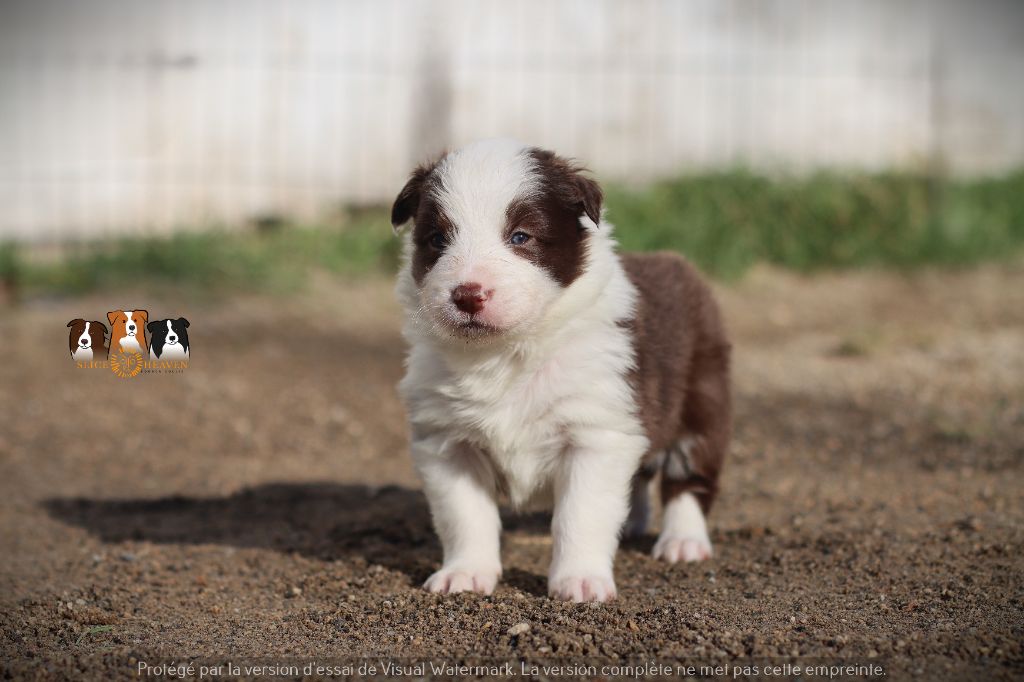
<box><xmin>507</xmin><ymin>622</ymin><xmax>530</xmax><ymax>636</ymax></box>
<box><xmin>286</xmin><ymin>586</ymin><xmax>302</xmax><ymax>598</ymax></box>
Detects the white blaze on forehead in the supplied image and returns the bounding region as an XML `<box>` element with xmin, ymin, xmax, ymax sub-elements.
<box><xmin>165</xmin><ymin>319</ymin><xmax>176</xmax><ymax>341</ymax></box>
<box><xmin>431</xmin><ymin>139</ymin><xmax>538</xmax><ymax>251</ymax></box>
<box><xmin>79</xmin><ymin>322</ymin><xmax>91</xmax><ymax>345</ymax></box>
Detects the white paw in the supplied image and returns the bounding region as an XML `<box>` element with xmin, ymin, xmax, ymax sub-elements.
<box><xmin>548</xmin><ymin>574</ymin><xmax>617</xmax><ymax>602</ymax></box>
<box><xmin>652</xmin><ymin>534</ymin><xmax>713</xmax><ymax>563</ymax></box>
<box><xmin>424</xmin><ymin>565</ymin><xmax>500</xmax><ymax>596</ymax></box>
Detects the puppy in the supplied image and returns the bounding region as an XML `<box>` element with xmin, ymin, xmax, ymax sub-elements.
<box><xmin>67</xmin><ymin>319</ymin><xmax>108</xmax><ymax>361</ymax></box>
<box><xmin>393</xmin><ymin>139</ymin><xmax>731</xmax><ymax>602</ymax></box>
<box><xmin>107</xmin><ymin>309</ymin><xmax>149</xmax><ymax>359</ymax></box>
<box><xmin>147</xmin><ymin>318</ymin><xmax>190</xmax><ymax>360</ymax></box>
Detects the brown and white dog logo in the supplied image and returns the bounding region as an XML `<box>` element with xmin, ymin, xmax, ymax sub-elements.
<box><xmin>67</xmin><ymin>319</ymin><xmax>108</xmax><ymax>361</ymax></box>
<box><xmin>107</xmin><ymin>309</ymin><xmax>149</xmax><ymax>359</ymax></box>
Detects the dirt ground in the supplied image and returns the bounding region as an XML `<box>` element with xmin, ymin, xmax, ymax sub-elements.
<box><xmin>1</xmin><ymin>264</ymin><xmax>1022</xmax><ymax>681</ymax></box>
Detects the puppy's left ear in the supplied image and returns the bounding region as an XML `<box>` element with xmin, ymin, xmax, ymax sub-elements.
<box><xmin>391</xmin><ymin>157</ymin><xmax>441</xmax><ymax>234</ymax></box>
<box><xmin>135</xmin><ymin>309</ymin><xmax>149</xmax><ymax>325</ymax></box>
<box><xmin>530</xmin><ymin>148</ymin><xmax>603</xmax><ymax>227</ymax></box>
<box><xmin>93</xmin><ymin>321</ymin><xmax>108</xmax><ymax>338</ymax></box>
<box><xmin>572</xmin><ymin>173</ymin><xmax>603</xmax><ymax>226</ymax></box>
<box><xmin>177</xmin><ymin>317</ymin><xmax>190</xmax><ymax>328</ymax></box>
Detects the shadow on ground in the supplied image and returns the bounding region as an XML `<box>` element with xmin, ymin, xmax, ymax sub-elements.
<box><xmin>44</xmin><ymin>483</ymin><xmax>440</xmax><ymax>578</ymax></box>
<box><xmin>43</xmin><ymin>483</ymin><xmax>563</xmax><ymax>589</ymax></box>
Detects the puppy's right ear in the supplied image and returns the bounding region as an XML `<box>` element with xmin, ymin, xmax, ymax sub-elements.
<box><xmin>147</xmin><ymin>320</ymin><xmax>159</xmax><ymax>334</ymax></box>
<box><xmin>390</xmin><ymin>159</ymin><xmax>440</xmax><ymax>234</ymax></box>
<box><xmin>67</xmin><ymin>319</ymin><xmax>83</xmax><ymax>328</ymax></box>
<box><xmin>107</xmin><ymin>310</ymin><xmax>122</xmax><ymax>326</ymax></box>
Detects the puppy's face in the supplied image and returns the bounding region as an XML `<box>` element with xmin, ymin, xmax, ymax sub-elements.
<box><xmin>392</xmin><ymin>140</ymin><xmax>602</xmax><ymax>341</ymax></box>
<box><xmin>67</xmin><ymin>319</ymin><xmax>107</xmax><ymax>354</ymax></box>
<box><xmin>107</xmin><ymin>309</ymin><xmax>148</xmax><ymax>343</ymax></box>
<box><xmin>148</xmin><ymin>318</ymin><xmax>189</xmax><ymax>348</ymax></box>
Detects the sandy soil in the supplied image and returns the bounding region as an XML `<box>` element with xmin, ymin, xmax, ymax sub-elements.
<box><xmin>1</xmin><ymin>264</ymin><xmax>1022</xmax><ymax>680</ymax></box>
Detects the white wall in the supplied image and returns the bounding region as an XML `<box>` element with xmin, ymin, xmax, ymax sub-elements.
<box><xmin>1</xmin><ymin>0</ymin><xmax>1022</xmax><ymax>242</ymax></box>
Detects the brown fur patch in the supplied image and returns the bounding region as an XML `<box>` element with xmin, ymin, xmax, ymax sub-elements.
<box><xmin>621</xmin><ymin>252</ymin><xmax>732</xmax><ymax>513</ymax></box>
<box><xmin>390</xmin><ymin>156</ymin><xmax>450</xmax><ymax>286</ymax></box>
<box><xmin>500</xmin><ymin>148</ymin><xmax>604</xmax><ymax>287</ymax></box>
<box><xmin>409</xmin><ymin>197</ymin><xmax>456</xmax><ymax>286</ymax></box>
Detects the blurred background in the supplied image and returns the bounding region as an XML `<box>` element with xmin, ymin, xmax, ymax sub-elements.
<box><xmin>1</xmin><ymin>0</ymin><xmax>1022</xmax><ymax>293</ymax></box>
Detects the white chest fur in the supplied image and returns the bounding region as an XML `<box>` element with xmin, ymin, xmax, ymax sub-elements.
<box><xmin>120</xmin><ymin>337</ymin><xmax>143</xmax><ymax>353</ymax></box>
<box><xmin>71</xmin><ymin>347</ymin><xmax>93</xmax><ymax>361</ymax></box>
<box><xmin>401</xmin><ymin>267</ymin><xmax>647</xmax><ymax>507</ymax></box>
<box><xmin>158</xmin><ymin>344</ymin><xmax>189</xmax><ymax>360</ymax></box>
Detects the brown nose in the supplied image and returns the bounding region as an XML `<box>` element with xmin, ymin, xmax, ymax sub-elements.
<box><xmin>451</xmin><ymin>283</ymin><xmax>489</xmax><ymax>314</ymax></box>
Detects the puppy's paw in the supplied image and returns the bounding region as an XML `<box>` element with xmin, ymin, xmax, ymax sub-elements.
<box><xmin>424</xmin><ymin>565</ymin><xmax>500</xmax><ymax>596</ymax></box>
<box><xmin>548</xmin><ymin>574</ymin><xmax>617</xmax><ymax>602</ymax></box>
<box><xmin>652</xmin><ymin>534</ymin><xmax>713</xmax><ymax>563</ymax></box>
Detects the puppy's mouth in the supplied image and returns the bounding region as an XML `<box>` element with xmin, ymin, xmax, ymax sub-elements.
<box><xmin>446</xmin><ymin>314</ymin><xmax>503</xmax><ymax>338</ymax></box>
<box><xmin>79</xmin><ymin>342</ymin><xmax>90</xmax><ymax>348</ymax></box>
<box><xmin>125</xmin><ymin>331</ymin><xmax>136</xmax><ymax>337</ymax></box>
<box><xmin>165</xmin><ymin>339</ymin><xmax>178</xmax><ymax>346</ymax></box>
<box><xmin>456</xmin><ymin>320</ymin><xmax>499</xmax><ymax>335</ymax></box>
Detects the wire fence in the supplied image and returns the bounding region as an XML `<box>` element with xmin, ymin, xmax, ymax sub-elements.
<box><xmin>1</xmin><ymin>0</ymin><xmax>1022</xmax><ymax>242</ymax></box>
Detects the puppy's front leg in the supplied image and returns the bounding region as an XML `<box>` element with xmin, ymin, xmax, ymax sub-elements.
<box><xmin>413</xmin><ymin>436</ymin><xmax>502</xmax><ymax>596</ymax></box>
<box><xmin>549</xmin><ymin>430</ymin><xmax>646</xmax><ymax>602</ymax></box>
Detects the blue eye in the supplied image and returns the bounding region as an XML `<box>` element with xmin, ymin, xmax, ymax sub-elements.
<box><xmin>509</xmin><ymin>231</ymin><xmax>531</xmax><ymax>246</ymax></box>
<box><xmin>428</xmin><ymin>232</ymin><xmax>447</xmax><ymax>249</ymax></box>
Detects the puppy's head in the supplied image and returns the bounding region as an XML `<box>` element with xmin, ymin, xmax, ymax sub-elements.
<box><xmin>108</xmin><ymin>309</ymin><xmax>148</xmax><ymax>344</ymax></box>
<box><xmin>148</xmin><ymin>318</ymin><xmax>189</xmax><ymax>347</ymax></box>
<box><xmin>67</xmin><ymin>319</ymin><xmax>107</xmax><ymax>355</ymax></box>
<box><xmin>392</xmin><ymin>140</ymin><xmax>602</xmax><ymax>342</ymax></box>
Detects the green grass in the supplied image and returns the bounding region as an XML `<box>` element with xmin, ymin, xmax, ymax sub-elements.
<box><xmin>9</xmin><ymin>209</ymin><xmax>401</xmax><ymax>298</ymax></box>
<box><xmin>3</xmin><ymin>169</ymin><xmax>1022</xmax><ymax>298</ymax></box>
<box><xmin>608</xmin><ymin>168</ymin><xmax>1024</xmax><ymax>279</ymax></box>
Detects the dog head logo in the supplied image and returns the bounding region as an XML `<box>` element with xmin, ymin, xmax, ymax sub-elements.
<box><xmin>147</xmin><ymin>317</ymin><xmax>190</xmax><ymax>360</ymax></box>
<box><xmin>67</xmin><ymin>319</ymin><xmax>108</xmax><ymax>361</ymax></box>
<box><xmin>107</xmin><ymin>309</ymin><xmax>149</xmax><ymax>359</ymax></box>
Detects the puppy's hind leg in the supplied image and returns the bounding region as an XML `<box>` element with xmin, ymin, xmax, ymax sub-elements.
<box><xmin>622</xmin><ymin>452</ymin><xmax>663</xmax><ymax>539</ymax></box>
<box><xmin>653</xmin><ymin>345</ymin><xmax>730</xmax><ymax>564</ymax></box>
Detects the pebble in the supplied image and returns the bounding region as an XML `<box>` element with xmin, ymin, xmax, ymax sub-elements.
<box><xmin>506</xmin><ymin>622</ymin><xmax>530</xmax><ymax>636</ymax></box>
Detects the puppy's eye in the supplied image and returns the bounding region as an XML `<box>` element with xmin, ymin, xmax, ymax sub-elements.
<box><xmin>509</xmin><ymin>231</ymin><xmax>531</xmax><ymax>246</ymax></box>
<box><xmin>428</xmin><ymin>232</ymin><xmax>447</xmax><ymax>249</ymax></box>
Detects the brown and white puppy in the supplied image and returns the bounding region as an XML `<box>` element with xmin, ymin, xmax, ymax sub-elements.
<box><xmin>107</xmin><ymin>309</ymin><xmax>149</xmax><ymax>359</ymax></box>
<box><xmin>67</xmin><ymin>319</ymin><xmax>108</xmax><ymax>361</ymax></box>
<box><xmin>393</xmin><ymin>139</ymin><xmax>730</xmax><ymax>602</ymax></box>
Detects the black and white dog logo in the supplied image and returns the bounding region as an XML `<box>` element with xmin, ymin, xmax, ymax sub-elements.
<box><xmin>147</xmin><ymin>317</ymin><xmax>190</xmax><ymax>360</ymax></box>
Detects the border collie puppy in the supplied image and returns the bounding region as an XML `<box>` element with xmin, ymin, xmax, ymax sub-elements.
<box><xmin>147</xmin><ymin>318</ymin><xmax>190</xmax><ymax>360</ymax></box>
<box><xmin>392</xmin><ymin>139</ymin><xmax>731</xmax><ymax>602</ymax></box>
<box><xmin>107</xmin><ymin>309</ymin><xmax>149</xmax><ymax>359</ymax></box>
<box><xmin>67</xmin><ymin>319</ymin><xmax>108</xmax><ymax>361</ymax></box>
